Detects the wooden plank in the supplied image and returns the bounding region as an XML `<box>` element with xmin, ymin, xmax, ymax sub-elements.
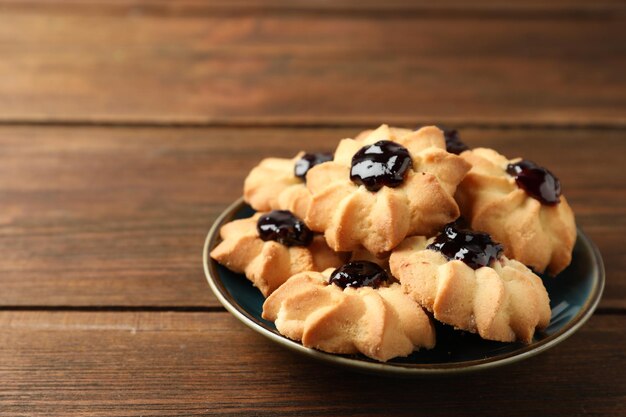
<box><xmin>0</xmin><ymin>126</ymin><xmax>623</xmax><ymax>309</ymax></box>
<box><xmin>0</xmin><ymin>126</ymin><xmax>355</xmax><ymax>307</ymax></box>
<box><xmin>0</xmin><ymin>9</ymin><xmax>624</xmax><ymax>126</ymax></box>
<box><xmin>2</xmin><ymin>0</ymin><xmax>625</xmax><ymax>15</ymax></box>
<box><xmin>0</xmin><ymin>311</ymin><xmax>623</xmax><ymax>416</ymax></box>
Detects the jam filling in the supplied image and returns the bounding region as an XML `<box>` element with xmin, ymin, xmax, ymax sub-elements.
<box><xmin>443</xmin><ymin>128</ymin><xmax>469</xmax><ymax>155</ymax></box>
<box><xmin>506</xmin><ymin>160</ymin><xmax>561</xmax><ymax>205</ymax></box>
<box><xmin>350</xmin><ymin>140</ymin><xmax>412</xmax><ymax>192</ymax></box>
<box><xmin>427</xmin><ymin>223</ymin><xmax>503</xmax><ymax>270</ymax></box>
<box><xmin>257</xmin><ymin>210</ymin><xmax>313</xmax><ymax>247</ymax></box>
<box><xmin>329</xmin><ymin>261</ymin><xmax>388</xmax><ymax>289</ymax></box>
<box><xmin>294</xmin><ymin>152</ymin><xmax>333</xmax><ymax>180</ymax></box>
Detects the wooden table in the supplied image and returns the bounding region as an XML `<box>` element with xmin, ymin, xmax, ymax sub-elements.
<box><xmin>0</xmin><ymin>1</ymin><xmax>624</xmax><ymax>416</ymax></box>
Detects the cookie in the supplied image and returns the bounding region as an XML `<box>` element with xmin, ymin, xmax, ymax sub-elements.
<box><xmin>456</xmin><ymin>148</ymin><xmax>576</xmax><ymax>275</ymax></box>
<box><xmin>244</xmin><ymin>152</ymin><xmax>332</xmax><ymax>220</ymax></box>
<box><xmin>305</xmin><ymin>124</ymin><xmax>471</xmax><ymax>255</ymax></box>
<box><xmin>210</xmin><ymin>211</ymin><xmax>345</xmax><ymax>297</ymax></box>
<box><xmin>262</xmin><ymin>262</ymin><xmax>435</xmax><ymax>362</ymax></box>
<box><xmin>390</xmin><ymin>229</ymin><xmax>551</xmax><ymax>344</ymax></box>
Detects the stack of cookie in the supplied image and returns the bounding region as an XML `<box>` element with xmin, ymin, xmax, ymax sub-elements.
<box><xmin>210</xmin><ymin>125</ymin><xmax>576</xmax><ymax>362</ymax></box>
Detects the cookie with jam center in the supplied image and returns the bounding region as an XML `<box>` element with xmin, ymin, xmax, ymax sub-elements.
<box><xmin>210</xmin><ymin>211</ymin><xmax>345</xmax><ymax>297</ymax></box>
<box><xmin>262</xmin><ymin>264</ymin><xmax>435</xmax><ymax>362</ymax></box>
<box><xmin>455</xmin><ymin>147</ymin><xmax>576</xmax><ymax>275</ymax></box>
<box><xmin>305</xmin><ymin>124</ymin><xmax>471</xmax><ymax>255</ymax></box>
<box><xmin>244</xmin><ymin>151</ymin><xmax>332</xmax><ymax>220</ymax></box>
<box><xmin>390</xmin><ymin>234</ymin><xmax>551</xmax><ymax>344</ymax></box>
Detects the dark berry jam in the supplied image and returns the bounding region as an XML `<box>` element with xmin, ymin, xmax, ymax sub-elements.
<box><xmin>294</xmin><ymin>152</ymin><xmax>333</xmax><ymax>180</ymax></box>
<box><xmin>442</xmin><ymin>128</ymin><xmax>469</xmax><ymax>155</ymax></box>
<box><xmin>427</xmin><ymin>223</ymin><xmax>503</xmax><ymax>270</ymax></box>
<box><xmin>506</xmin><ymin>160</ymin><xmax>561</xmax><ymax>205</ymax></box>
<box><xmin>329</xmin><ymin>261</ymin><xmax>388</xmax><ymax>289</ymax></box>
<box><xmin>257</xmin><ymin>210</ymin><xmax>313</xmax><ymax>247</ymax></box>
<box><xmin>350</xmin><ymin>140</ymin><xmax>412</xmax><ymax>192</ymax></box>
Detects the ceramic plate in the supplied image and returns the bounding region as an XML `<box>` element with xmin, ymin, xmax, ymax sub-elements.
<box><xmin>203</xmin><ymin>198</ymin><xmax>605</xmax><ymax>376</ymax></box>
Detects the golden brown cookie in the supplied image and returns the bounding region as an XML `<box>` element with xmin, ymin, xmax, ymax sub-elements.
<box><xmin>262</xmin><ymin>266</ymin><xmax>435</xmax><ymax>362</ymax></box>
<box><xmin>349</xmin><ymin>246</ymin><xmax>390</xmax><ymax>269</ymax></box>
<box><xmin>305</xmin><ymin>124</ymin><xmax>471</xmax><ymax>255</ymax></box>
<box><xmin>354</xmin><ymin>126</ymin><xmax>413</xmax><ymax>142</ymax></box>
<box><xmin>390</xmin><ymin>235</ymin><xmax>551</xmax><ymax>344</ymax></box>
<box><xmin>210</xmin><ymin>212</ymin><xmax>345</xmax><ymax>297</ymax></box>
<box><xmin>243</xmin><ymin>153</ymin><xmax>312</xmax><ymax>220</ymax></box>
<box><xmin>456</xmin><ymin>148</ymin><xmax>576</xmax><ymax>275</ymax></box>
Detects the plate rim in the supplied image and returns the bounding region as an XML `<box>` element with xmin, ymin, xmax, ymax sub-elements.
<box><xmin>203</xmin><ymin>197</ymin><xmax>605</xmax><ymax>376</ymax></box>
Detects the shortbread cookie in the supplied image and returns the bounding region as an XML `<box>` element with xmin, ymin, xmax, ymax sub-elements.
<box><xmin>262</xmin><ymin>262</ymin><xmax>435</xmax><ymax>362</ymax></box>
<box><xmin>305</xmin><ymin>124</ymin><xmax>471</xmax><ymax>255</ymax></box>
<box><xmin>440</xmin><ymin>128</ymin><xmax>469</xmax><ymax>155</ymax></box>
<box><xmin>210</xmin><ymin>210</ymin><xmax>344</xmax><ymax>297</ymax></box>
<box><xmin>390</xmin><ymin>226</ymin><xmax>551</xmax><ymax>344</ymax></box>
<box><xmin>354</xmin><ymin>126</ymin><xmax>412</xmax><ymax>142</ymax></box>
<box><xmin>359</xmin><ymin>126</ymin><xmax>470</xmax><ymax>155</ymax></box>
<box><xmin>456</xmin><ymin>148</ymin><xmax>576</xmax><ymax>275</ymax></box>
<box><xmin>349</xmin><ymin>246</ymin><xmax>389</xmax><ymax>269</ymax></box>
<box><xmin>244</xmin><ymin>152</ymin><xmax>332</xmax><ymax>219</ymax></box>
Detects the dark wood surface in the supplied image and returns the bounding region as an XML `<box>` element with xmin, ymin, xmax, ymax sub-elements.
<box><xmin>0</xmin><ymin>2</ymin><xmax>625</xmax><ymax>126</ymax></box>
<box><xmin>0</xmin><ymin>312</ymin><xmax>624</xmax><ymax>417</ymax></box>
<box><xmin>0</xmin><ymin>1</ymin><xmax>624</xmax><ymax>416</ymax></box>
<box><xmin>0</xmin><ymin>126</ymin><xmax>624</xmax><ymax>309</ymax></box>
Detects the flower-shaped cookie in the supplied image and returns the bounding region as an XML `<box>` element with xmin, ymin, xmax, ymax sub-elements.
<box><xmin>354</xmin><ymin>126</ymin><xmax>412</xmax><ymax>141</ymax></box>
<box><xmin>244</xmin><ymin>152</ymin><xmax>331</xmax><ymax>220</ymax></box>
<box><xmin>210</xmin><ymin>211</ymin><xmax>345</xmax><ymax>297</ymax></box>
<box><xmin>305</xmin><ymin>124</ymin><xmax>471</xmax><ymax>255</ymax></box>
<box><xmin>455</xmin><ymin>148</ymin><xmax>576</xmax><ymax>275</ymax></box>
<box><xmin>262</xmin><ymin>263</ymin><xmax>435</xmax><ymax>362</ymax></box>
<box><xmin>390</xmin><ymin>232</ymin><xmax>551</xmax><ymax>344</ymax></box>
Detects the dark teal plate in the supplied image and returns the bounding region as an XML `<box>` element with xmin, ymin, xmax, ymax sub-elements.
<box><xmin>203</xmin><ymin>198</ymin><xmax>605</xmax><ymax>376</ymax></box>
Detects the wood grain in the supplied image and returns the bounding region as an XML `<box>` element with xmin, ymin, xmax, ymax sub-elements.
<box><xmin>3</xmin><ymin>0</ymin><xmax>626</xmax><ymax>15</ymax></box>
<box><xmin>0</xmin><ymin>126</ymin><xmax>623</xmax><ymax>308</ymax></box>
<box><xmin>0</xmin><ymin>2</ymin><xmax>622</xmax><ymax>415</ymax></box>
<box><xmin>0</xmin><ymin>311</ymin><xmax>623</xmax><ymax>417</ymax></box>
<box><xmin>0</xmin><ymin>7</ymin><xmax>623</xmax><ymax>126</ymax></box>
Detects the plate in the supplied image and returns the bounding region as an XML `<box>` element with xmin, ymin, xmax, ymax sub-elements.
<box><xmin>203</xmin><ymin>198</ymin><xmax>605</xmax><ymax>376</ymax></box>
